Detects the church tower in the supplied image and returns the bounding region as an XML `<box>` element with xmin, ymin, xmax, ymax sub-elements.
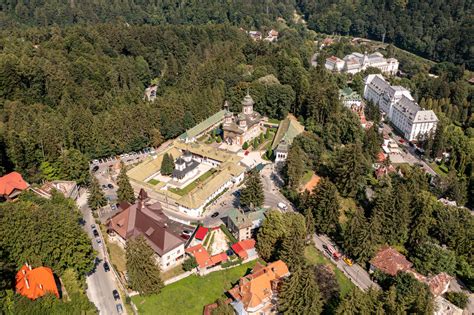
<box><xmin>242</xmin><ymin>91</ymin><xmax>254</xmax><ymax>115</ymax></box>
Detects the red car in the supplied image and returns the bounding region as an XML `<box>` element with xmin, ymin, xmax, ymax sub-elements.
<box><xmin>244</xmin><ymin>151</ymin><xmax>249</xmax><ymax>156</ymax></box>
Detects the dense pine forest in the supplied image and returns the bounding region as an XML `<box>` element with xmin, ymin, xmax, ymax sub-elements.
<box><xmin>0</xmin><ymin>2</ymin><xmax>473</xmax><ymax>314</ymax></box>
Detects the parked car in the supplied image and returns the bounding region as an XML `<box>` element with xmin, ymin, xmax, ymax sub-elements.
<box><xmin>103</xmin><ymin>261</ymin><xmax>110</xmax><ymax>272</ymax></box>
<box><xmin>93</xmin><ymin>159</ymin><xmax>100</xmax><ymax>164</ymax></box>
<box><xmin>111</xmin><ymin>204</ymin><xmax>117</xmax><ymax>211</ymax></box>
<box><xmin>277</xmin><ymin>202</ymin><xmax>288</xmax><ymax>210</ymax></box>
<box><xmin>182</xmin><ymin>230</ymin><xmax>192</xmax><ymax>235</ymax></box>
<box><xmin>343</xmin><ymin>257</ymin><xmax>353</xmax><ymax>266</ymax></box>
<box><xmin>96</xmin><ymin>239</ymin><xmax>102</xmax><ymax>247</ymax></box>
<box><xmin>102</xmin><ymin>184</ymin><xmax>108</xmax><ymax>190</ymax></box>
<box><xmin>91</xmin><ymin>165</ymin><xmax>99</xmax><ymax>172</ymax></box>
<box><xmin>93</xmin><ymin>229</ymin><xmax>99</xmax><ymax>237</ymax></box>
<box><xmin>112</xmin><ymin>290</ymin><xmax>120</xmax><ymax>300</ymax></box>
<box><xmin>211</xmin><ymin>212</ymin><xmax>219</xmax><ymax>218</ymax></box>
<box><xmin>116</xmin><ymin>304</ymin><xmax>123</xmax><ymax>314</ymax></box>
<box><xmin>91</xmin><ymin>224</ymin><xmax>96</xmax><ymax>229</ymax></box>
<box><xmin>107</xmin><ymin>183</ymin><xmax>114</xmax><ymax>189</ymax></box>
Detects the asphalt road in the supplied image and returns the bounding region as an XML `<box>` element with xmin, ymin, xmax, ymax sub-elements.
<box><xmin>77</xmin><ymin>191</ymin><xmax>125</xmax><ymax>315</ymax></box>
<box><xmin>381</xmin><ymin>123</ymin><xmax>437</xmax><ymax>176</ymax></box>
<box><xmin>312</xmin><ymin>234</ymin><xmax>379</xmax><ymax>291</ymax></box>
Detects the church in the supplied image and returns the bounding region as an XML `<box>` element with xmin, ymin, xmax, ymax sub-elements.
<box><xmin>222</xmin><ymin>93</ymin><xmax>264</xmax><ymax>146</ymax></box>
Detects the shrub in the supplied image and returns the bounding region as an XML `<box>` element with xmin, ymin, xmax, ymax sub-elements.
<box><xmin>444</xmin><ymin>292</ymin><xmax>468</xmax><ymax>309</ymax></box>
<box><xmin>182</xmin><ymin>257</ymin><xmax>198</xmax><ymax>271</ymax></box>
<box><xmin>242</xmin><ymin>142</ymin><xmax>249</xmax><ymax>150</ymax></box>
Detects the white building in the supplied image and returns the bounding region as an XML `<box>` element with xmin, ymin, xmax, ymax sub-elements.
<box><xmin>364</xmin><ymin>74</ymin><xmax>438</xmax><ymax>141</ymax></box>
<box><xmin>326</xmin><ymin>52</ymin><xmax>399</xmax><ymax>75</ymax></box>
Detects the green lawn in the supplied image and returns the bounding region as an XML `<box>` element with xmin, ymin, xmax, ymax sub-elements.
<box><xmin>169</xmin><ymin>169</ymin><xmax>216</xmax><ymax>196</ymax></box>
<box><xmin>132</xmin><ymin>261</ymin><xmax>257</xmax><ymax>315</ymax></box>
<box><xmin>107</xmin><ymin>242</ymin><xmax>127</xmax><ymax>273</ymax></box>
<box><xmin>304</xmin><ymin>246</ymin><xmax>354</xmax><ymax>297</ymax></box>
<box><xmin>429</xmin><ymin>162</ymin><xmax>448</xmax><ymax>177</ymax></box>
<box><xmin>147</xmin><ymin>179</ymin><xmax>160</xmax><ymax>185</ymax></box>
<box><xmin>302</xmin><ymin>170</ymin><xmax>314</xmax><ymax>184</ymax></box>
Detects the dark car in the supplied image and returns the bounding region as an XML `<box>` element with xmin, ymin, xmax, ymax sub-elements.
<box><xmin>112</xmin><ymin>289</ymin><xmax>120</xmax><ymax>300</ymax></box>
<box><xmin>103</xmin><ymin>261</ymin><xmax>110</xmax><ymax>272</ymax></box>
<box><xmin>211</xmin><ymin>212</ymin><xmax>219</xmax><ymax>218</ymax></box>
<box><xmin>91</xmin><ymin>165</ymin><xmax>99</xmax><ymax>172</ymax></box>
<box><xmin>107</xmin><ymin>183</ymin><xmax>114</xmax><ymax>189</ymax></box>
<box><xmin>93</xmin><ymin>229</ymin><xmax>99</xmax><ymax>237</ymax></box>
<box><xmin>180</xmin><ymin>233</ymin><xmax>190</xmax><ymax>240</ymax></box>
<box><xmin>102</xmin><ymin>184</ymin><xmax>108</xmax><ymax>190</ymax></box>
<box><xmin>116</xmin><ymin>303</ymin><xmax>123</xmax><ymax>314</ymax></box>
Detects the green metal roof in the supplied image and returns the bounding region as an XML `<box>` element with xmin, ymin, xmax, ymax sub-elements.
<box><xmin>272</xmin><ymin>114</ymin><xmax>305</xmax><ymax>149</ymax></box>
<box><xmin>179</xmin><ymin>110</ymin><xmax>226</xmax><ymax>140</ymax></box>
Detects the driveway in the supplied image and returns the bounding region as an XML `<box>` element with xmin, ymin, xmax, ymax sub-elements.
<box><xmin>77</xmin><ymin>191</ymin><xmax>126</xmax><ymax>315</ymax></box>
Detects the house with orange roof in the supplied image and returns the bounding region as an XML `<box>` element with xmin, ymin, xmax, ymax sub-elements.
<box><xmin>16</xmin><ymin>263</ymin><xmax>59</xmax><ymax>300</ymax></box>
<box><xmin>0</xmin><ymin>172</ymin><xmax>29</xmax><ymax>201</ymax></box>
<box><xmin>227</xmin><ymin>260</ymin><xmax>289</xmax><ymax>315</ymax></box>
<box><xmin>231</xmin><ymin>239</ymin><xmax>257</xmax><ymax>260</ymax></box>
<box><xmin>185</xmin><ymin>244</ymin><xmax>228</xmax><ymax>270</ymax></box>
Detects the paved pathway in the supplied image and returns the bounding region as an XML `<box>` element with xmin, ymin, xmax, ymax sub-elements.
<box><xmin>77</xmin><ymin>191</ymin><xmax>126</xmax><ymax>315</ymax></box>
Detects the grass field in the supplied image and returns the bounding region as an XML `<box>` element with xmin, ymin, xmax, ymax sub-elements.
<box><xmin>429</xmin><ymin>162</ymin><xmax>448</xmax><ymax>177</ymax></box>
<box><xmin>302</xmin><ymin>170</ymin><xmax>314</xmax><ymax>184</ymax></box>
<box><xmin>107</xmin><ymin>242</ymin><xmax>126</xmax><ymax>273</ymax></box>
<box><xmin>131</xmin><ymin>261</ymin><xmax>257</xmax><ymax>315</ymax></box>
<box><xmin>147</xmin><ymin>179</ymin><xmax>160</xmax><ymax>185</ymax></box>
<box><xmin>161</xmin><ymin>265</ymin><xmax>185</xmax><ymax>282</ymax></box>
<box><xmin>304</xmin><ymin>246</ymin><xmax>354</xmax><ymax>297</ymax></box>
<box><xmin>169</xmin><ymin>169</ymin><xmax>216</xmax><ymax>196</ymax></box>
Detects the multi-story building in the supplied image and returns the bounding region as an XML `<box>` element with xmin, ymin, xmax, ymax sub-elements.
<box><xmin>364</xmin><ymin>74</ymin><xmax>438</xmax><ymax>141</ymax></box>
<box><xmin>222</xmin><ymin>93</ymin><xmax>264</xmax><ymax>146</ymax></box>
<box><xmin>107</xmin><ymin>190</ymin><xmax>193</xmax><ymax>270</ymax></box>
<box><xmin>326</xmin><ymin>52</ymin><xmax>398</xmax><ymax>75</ymax></box>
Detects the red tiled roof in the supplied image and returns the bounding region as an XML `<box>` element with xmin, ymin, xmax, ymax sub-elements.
<box><xmin>195</xmin><ymin>226</ymin><xmax>208</xmax><ymax>240</ymax></box>
<box><xmin>186</xmin><ymin>244</ymin><xmax>227</xmax><ymax>268</ymax></box>
<box><xmin>232</xmin><ymin>239</ymin><xmax>256</xmax><ymax>259</ymax></box>
<box><xmin>16</xmin><ymin>264</ymin><xmax>59</xmax><ymax>300</ymax></box>
<box><xmin>0</xmin><ymin>172</ymin><xmax>29</xmax><ymax>196</ymax></box>
<box><xmin>377</xmin><ymin>152</ymin><xmax>386</xmax><ymax>163</ymax></box>
<box><xmin>370</xmin><ymin>246</ymin><xmax>412</xmax><ymax>276</ymax></box>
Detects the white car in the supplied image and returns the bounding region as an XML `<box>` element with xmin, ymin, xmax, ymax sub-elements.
<box><xmin>277</xmin><ymin>202</ymin><xmax>288</xmax><ymax>210</ymax></box>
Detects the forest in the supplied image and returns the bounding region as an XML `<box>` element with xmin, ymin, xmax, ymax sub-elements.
<box><xmin>297</xmin><ymin>0</ymin><xmax>473</xmax><ymax>69</ymax></box>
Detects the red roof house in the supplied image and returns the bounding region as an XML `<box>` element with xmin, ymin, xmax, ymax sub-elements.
<box><xmin>0</xmin><ymin>172</ymin><xmax>29</xmax><ymax>201</ymax></box>
<box><xmin>16</xmin><ymin>264</ymin><xmax>59</xmax><ymax>300</ymax></box>
<box><xmin>231</xmin><ymin>239</ymin><xmax>256</xmax><ymax>260</ymax></box>
<box><xmin>185</xmin><ymin>244</ymin><xmax>228</xmax><ymax>269</ymax></box>
<box><xmin>370</xmin><ymin>246</ymin><xmax>412</xmax><ymax>276</ymax></box>
<box><xmin>195</xmin><ymin>226</ymin><xmax>208</xmax><ymax>241</ymax></box>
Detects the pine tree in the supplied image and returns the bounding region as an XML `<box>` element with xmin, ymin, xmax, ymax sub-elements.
<box><xmin>126</xmin><ymin>235</ymin><xmax>163</xmax><ymax>295</ymax></box>
<box><xmin>117</xmin><ymin>163</ymin><xmax>135</xmax><ymax>203</ymax></box>
<box><xmin>239</xmin><ymin>169</ymin><xmax>264</xmax><ymax>209</ymax></box>
<box><xmin>303</xmin><ymin>207</ymin><xmax>315</xmax><ymax>237</ymax></box>
<box><xmin>392</xmin><ymin>185</ymin><xmax>411</xmax><ymax>244</ymax></box>
<box><xmin>278</xmin><ymin>265</ymin><xmax>323</xmax><ymax>315</ymax></box>
<box><xmin>87</xmin><ymin>176</ymin><xmax>107</xmax><ymax>210</ymax></box>
<box><xmin>279</xmin><ymin>221</ymin><xmax>306</xmax><ymax>270</ymax></box>
<box><xmin>331</xmin><ymin>144</ymin><xmax>370</xmax><ymax>197</ymax></box>
<box><xmin>343</xmin><ymin>208</ymin><xmax>376</xmax><ymax>262</ymax></box>
<box><xmin>370</xmin><ymin>185</ymin><xmax>397</xmax><ymax>244</ymax></box>
<box><xmin>242</xmin><ymin>141</ymin><xmax>249</xmax><ymax>150</ymax></box>
<box><xmin>308</xmin><ymin>178</ymin><xmax>340</xmax><ymax>236</ymax></box>
<box><xmin>160</xmin><ymin>153</ymin><xmax>174</xmax><ymax>175</ymax></box>
<box><xmin>363</xmin><ymin>125</ymin><xmax>382</xmax><ymax>161</ymax></box>
<box><xmin>284</xmin><ymin>144</ymin><xmax>306</xmax><ymax>190</ymax></box>
<box><xmin>256</xmin><ymin>211</ymin><xmax>286</xmax><ymax>261</ymax></box>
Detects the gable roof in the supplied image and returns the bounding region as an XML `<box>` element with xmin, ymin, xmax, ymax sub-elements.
<box><xmin>179</xmin><ymin>110</ymin><xmax>226</xmax><ymax>141</ymax></box>
<box><xmin>272</xmin><ymin>114</ymin><xmax>305</xmax><ymax>150</ymax></box>
<box><xmin>185</xmin><ymin>244</ymin><xmax>228</xmax><ymax>268</ymax></box>
<box><xmin>16</xmin><ymin>264</ymin><xmax>59</xmax><ymax>300</ymax></box>
<box><xmin>370</xmin><ymin>246</ymin><xmax>413</xmax><ymax>276</ymax></box>
<box><xmin>227</xmin><ymin>260</ymin><xmax>289</xmax><ymax>310</ymax></box>
<box><xmin>232</xmin><ymin>239</ymin><xmax>256</xmax><ymax>259</ymax></box>
<box><xmin>0</xmin><ymin>172</ymin><xmax>29</xmax><ymax>196</ymax></box>
<box><xmin>108</xmin><ymin>198</ymin><xmax>185</xmax><ymax>257</ymax></box>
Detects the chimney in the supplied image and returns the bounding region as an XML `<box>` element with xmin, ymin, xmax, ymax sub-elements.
<box><xmin>39</xmin><ymin>284</ymin><xmax>43</xmax><ymax>290</ymax></box>
<box><xmin>164</xmin><ymin>223</ymin><xmax>168</xmax><ymax>228</ymax></box>
<box><xmin>25</xmin><ymin>278</ymin><xmax>30</xmax><ymax>289</ymax></box>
